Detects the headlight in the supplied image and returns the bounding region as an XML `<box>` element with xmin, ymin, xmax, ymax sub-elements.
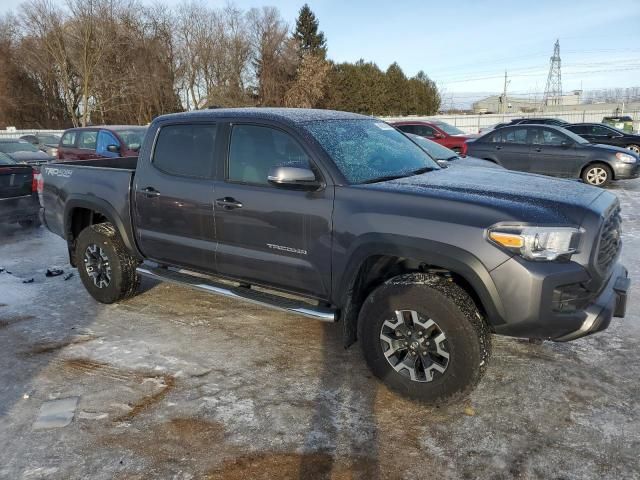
<box><xmin>615</xmin><ymin>152</ymin><xmax>636</xmax><ymax>163</ymax></box>
<box><xmin>488</xmin><ymin>225</ymin><xmax>583</xmax><ymax>261</ymax></box>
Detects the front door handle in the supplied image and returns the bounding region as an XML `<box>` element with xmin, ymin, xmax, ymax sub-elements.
<box><xmin>216</xmin><ymin>197</ymin><xmax>243</xmax><ymax>210</ymax></box>
<box><xmin>534</xmin><ymin>147</ymin><xmax>542</xmax><ymax>152</ymax></box>
<box><xmin>495</xmin><ymin>145</ymin><xmax>502</xmax><ymax>150</ymax></box>
<box><xmin>141</xmin><ymin>187</ymin><xmax>161</xmax><ymax>198</ymax></box>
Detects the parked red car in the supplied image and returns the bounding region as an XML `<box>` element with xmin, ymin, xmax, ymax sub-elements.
<box><xmin>392</xmin><ymin>120</ymin><xmax>476</xmax><ymax>152</ymax></box>
<box><xmin>58</xmin><ymin>126</ymin><xmax>147</xmax><ymax>161</ymax></box>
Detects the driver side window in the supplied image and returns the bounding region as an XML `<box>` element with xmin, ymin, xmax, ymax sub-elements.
<box><xmin>541</xmin><ymin>129</ymin><xmax>567</xmax><ymax>146</ymax></box>
<box><xmin>228</xmin><ymin>125</ymin><xmax>311</xmax><ymax>185</ymax></box>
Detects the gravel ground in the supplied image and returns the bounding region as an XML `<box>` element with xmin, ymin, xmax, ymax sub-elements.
<box><xmin>1</xmin><ymin>181</ymin><xmax>639</xmax><ymax>480</ymax></box>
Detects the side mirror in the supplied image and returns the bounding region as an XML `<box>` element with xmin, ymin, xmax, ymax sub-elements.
<box><xmin>432</xmin><ymin>132</ymin><xmax>444</xmax><ymax>139</ymax></box>
<box><xmin>106</xmin><ymin>144</ymin><xmax>120</xmax><ymax>153</ymax></box>
<box><xmin>267</xmin><ymin>166</ymin><xmax>321</xmax><ymax>190</ymax></box>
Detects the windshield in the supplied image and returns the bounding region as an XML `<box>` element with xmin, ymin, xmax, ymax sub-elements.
<box><xmin>0</xmin><ymin>141</ymin><xmax>40</xmax><ymax>153</ymax></box>
<box><xmin>434</xmin><ymin>122</ymin><xmax>464</xmax><ymax>135</ymax></box>
<box><xmin>0</xmin><ymin>152</ymin><xmax>17</xmax><ymax>165</ymax></box>
<box><xmin>558</xmin><ymin>127</ymin><xmax>589</xmax><ymax>144</ymax></box>
<box><xmin>303</xmin><ymin>119</ymin><xmax>439</xmax><ymax>184</ymax></box>
<box><xmin>408</xmin><ymin>134</ymin><xmax>458</xmax><ymax>160</ymax></box>
<box><xmin>116</xmin><ymin>128</ymin><xmax>147</xmax><ymax>150</ymax></box>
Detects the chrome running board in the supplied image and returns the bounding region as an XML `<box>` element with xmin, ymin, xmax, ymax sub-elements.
<box><xmin>136</xmin><ymin>265</ymin><xmax>336</xmax><ymax>322</ymax></box>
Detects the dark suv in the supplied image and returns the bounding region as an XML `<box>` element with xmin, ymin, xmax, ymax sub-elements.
<box><xmin>58</xmin><ymin>126</ymin><xmax>147</xmax><ymax>161</ymax></box>
<box><xmin>466</xmin><ymin>124</ymin><xmax>640</xmax><ymax>186</ymax></box>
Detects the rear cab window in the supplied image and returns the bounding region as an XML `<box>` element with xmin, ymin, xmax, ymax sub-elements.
<box><xmin>152</xmin><ymin>123</ymin><xmax>217</xmax><ymax>178</ymax></box>
<box><xmin>61</xmin><ymin>132</ymin><xmax>77</xmax><ymax>147</ymax></box>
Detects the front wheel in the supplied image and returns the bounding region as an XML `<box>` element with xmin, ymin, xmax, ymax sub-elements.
<box><xmin>582</xmin><ymin>163</ymin><xmax>612</xmax><ymax>187</ymax></box>
<box><xmin>75</xmin><ymin>222</ymin><xmax>140</xmax><ymax>303</ymax></box>
<box><xmin>358</xmin><ymin>273</ymin><xmax>491</xmax><ymax>405</ymax></box>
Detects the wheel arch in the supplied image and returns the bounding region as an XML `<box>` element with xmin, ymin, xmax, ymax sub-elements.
<box><xmin>581</xmin><ymin>161</ymin><xmax>614</xmax><ymax>181</ymax></box>
<box><xmin>63</xmin><ymin>196</ymin><xmax>140</xmax><ymax>266</ymax></box>
<box><xmin>336</xmin><ymin>236</ymin><xmax>506</xmax><ymax>347</ymax></box>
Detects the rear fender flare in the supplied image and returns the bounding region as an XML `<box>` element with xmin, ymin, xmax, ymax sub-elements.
<box><xmin>63</xmin><ymin>196</ymin><xmax>141</xmax><ymax>259</ymax></box>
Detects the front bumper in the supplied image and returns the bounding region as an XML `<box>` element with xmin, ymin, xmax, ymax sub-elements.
<box><xmin>490</xmin><ymin>258</ymin><xmax>629</xmax><ymax>341</ymax></box>
<box><xmin>612</xmin><ymin>161</ymin><xmax>640</xmax><ymax>180</ymax></box>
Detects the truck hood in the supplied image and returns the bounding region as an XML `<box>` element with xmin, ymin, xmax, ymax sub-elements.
<box><xmin>364</xmin><ymin>165</ymin><xmax>606</xmax><ymax>226</ymax></box>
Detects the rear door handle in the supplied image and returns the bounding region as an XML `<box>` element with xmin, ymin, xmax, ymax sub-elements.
<box><xmin>141</xmin><ymin>187</ymin><xmax>161</xmax><ymax>198</ymax></box>
<box><xmin>534</xmin><ymin>147</ymin><xmax>542</xmax><ymax>152</ymax></box>
<box><xmin>495</xmin><ymin>146</ymin><xmax>502</xmax><ymax>150</ymax></box>
<box><xmin>216</xmin><ymin>197</ymin><xmax>243</xmax><ymax>210</ymax></box>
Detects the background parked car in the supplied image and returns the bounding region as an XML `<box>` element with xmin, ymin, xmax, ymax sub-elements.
<box><xmin>602</xmin><ymin>115</ymin><xmax>634</xmax><ymax>133</ymax></box>
<box><xmin>392</xmin><ymin>120</ymin><xmax>475</xmax><ymax>152</ymax></box>
<box><xmin>0</xmin><ymin>152</ymin><xmax>41</xmax><ymax>228</ymax></box>
<box><xmin>564</xmin><ymin>123</ymin><xmax>640</xmax><ymax>154</ymax></box>
<box><xmin>58</xmin><ymin>126</ymin><xmax>147</xmax><ymax>161</ymax></box>
<box><xmin>19</xmin><ymin>133</ymin><xmax>61</xmax><ymax>158</ymax></box>
<box><xmin>406</xmin><ymin>133</ymin><xmax>503</xmax><ymax>169</ymax></box>
<box><xmin>493</xmin><ymin>118</ymin><xmax>569</xmax><ymax>130</ymax></box>
<box><xmin>0</xmin><ymin>139</ymin><xmax>53</xmax><ymax>167</ymax></box>
<box><xmin>465</xmin><ymin>124</ymin><xmax>640</xmax><ymax>187</ymax></box>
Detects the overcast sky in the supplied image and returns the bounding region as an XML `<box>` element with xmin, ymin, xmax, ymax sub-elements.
<box><xmin>1</xmin><ymin>0</ymin><xmax>639</xmax><ymax>105</ymax></box>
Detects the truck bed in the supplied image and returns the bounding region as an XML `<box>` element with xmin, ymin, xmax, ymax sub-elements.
<box><xmin>41</xmin><ymin>157</ymin><xmax>138</xmax><ymax>244</ymax></box>
<box><xmin>57</xmin><ymin>156</ymin><xmax>138</xmax><ymax>170</ymax></box>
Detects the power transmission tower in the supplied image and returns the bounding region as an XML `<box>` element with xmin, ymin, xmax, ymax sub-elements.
<box><xmin>543</xmin><ymin>39</ymin><xmax>562</xmax><ymax>108</ymax></box>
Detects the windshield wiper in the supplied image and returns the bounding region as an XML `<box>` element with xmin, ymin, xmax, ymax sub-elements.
<box><xmin>411</xmin><ymin>166</ymin><xmax>438</xmax><ymax>175</ymax></box>
<box><xmin>360</xmin><ymin>174</ymin><xmax>409</xmax><ymax>184</ymax></box>
<box><xmin>445</xmin><ymin>155</ymin><xmax>459</xmax><ymax>161</ymax></box>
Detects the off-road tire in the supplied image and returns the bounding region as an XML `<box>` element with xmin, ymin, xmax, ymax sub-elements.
<box><xmin>581</xmin><ymin>163</ymin><xmax>612</xmax><ymax>187</ymax></box>
<box><xmin>358</xmin><ymin>273</ymin><xmax>491</xmax><ymax>405</ymax></box>
<box><xmin>75</xmin><ymin>222</ymin><xmax>139</xmax><ymax>303</ymax></box>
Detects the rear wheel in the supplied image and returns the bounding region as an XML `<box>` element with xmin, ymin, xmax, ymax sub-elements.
<box><xmin>358</xmin><ymin>273</ymin><xmax>491</xmax><ymax>405</ymax></box>
<box><xmin>75</xmin><ymin>222</ymin><xmax>139</xmax><ymax>303</ymax></box>
<box><xmin>582</xmin><ymin>163</ymin><xmax>612</xmax><ymax>187</ymax></box>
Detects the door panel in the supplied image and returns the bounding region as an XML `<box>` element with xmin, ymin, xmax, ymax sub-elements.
<box><xmin>133</xmin><ymin>123</ymin><xmax>218</xmax><ymax>272</ymax></box>
<box><xmin>489</xmin><ymin>127</ymin><xmax>531</xmax><ymax>171</ymax></box>
<box><xmin>529</xmin><ymin>128</ymin><xmax>585</xmax><ymax>177</ymax></box>
<box><xmin>214</xmin><ymin>123</ymin><xmax>333</xmax><ymax>298</ymax></box>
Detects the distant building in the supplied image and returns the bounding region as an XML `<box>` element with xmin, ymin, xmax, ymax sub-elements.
<box><xmin>473</xmin><ymin>90</ymin><xmax>582</xmax><ymax>113</ymax></box>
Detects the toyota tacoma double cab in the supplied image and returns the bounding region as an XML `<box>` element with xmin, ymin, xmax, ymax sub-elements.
<box><xmin>41</xmin><ymin>108</ymin><xmax>630</xmax><ymax>404</ymax></box>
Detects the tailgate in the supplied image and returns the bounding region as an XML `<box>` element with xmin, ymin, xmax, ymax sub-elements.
<box><xmin>0</xmin><ymin>166</ymin><xmax>33</xmax><ymax>199</ymax></box>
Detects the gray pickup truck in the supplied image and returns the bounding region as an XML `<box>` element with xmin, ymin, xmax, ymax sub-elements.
<box><xmin>41</xmin><ymin>108</ymin><xmax>630</xmax><ymax>404</ymax></box>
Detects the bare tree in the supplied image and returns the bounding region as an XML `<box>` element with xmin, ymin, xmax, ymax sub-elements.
<box><xmin>284</xmin><ymin>53</ymin><xmax>330</xmax><ymax>108</ymax></box>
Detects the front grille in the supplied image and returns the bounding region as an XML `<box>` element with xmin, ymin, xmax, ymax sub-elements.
<box><xmin>596</xmin><ymin>207</ymin><xmax>622</xmax><ymax>273</ymax></box>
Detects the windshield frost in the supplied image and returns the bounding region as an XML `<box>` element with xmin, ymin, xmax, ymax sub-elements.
<box><xmin>303</xmin><ymin>119</ymin><xmax>439</xmax><ymax>184</ymax></box>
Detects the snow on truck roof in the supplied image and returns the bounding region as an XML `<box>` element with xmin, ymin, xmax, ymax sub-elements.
<box><xmin>155</xmin><ymin>108</ymin><xmax>371</xmax><ymax>126</ymax></box>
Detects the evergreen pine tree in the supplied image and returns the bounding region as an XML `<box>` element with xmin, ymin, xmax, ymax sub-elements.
<box><xmin>293</xmin><ymin>4</ymin><xmax>327</xmax><ymax>57</ymax></box>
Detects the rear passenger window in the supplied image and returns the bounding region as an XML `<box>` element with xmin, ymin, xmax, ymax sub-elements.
<box><xmin>491</xmin><ymin>128</ymin><xmax>528</xmax><ymax>144</ymax></box>
<box><xmin>153</xmin><ymin>124</ymin><xmax>217</xmax><ymax>178</ymax></box>
<box><xmin>78</xmin><ymin>131</ymin><xmax>97</xmax><ymax>150</ymax></box>
<box><xmin>61</xmin><ymin>132</ymin><xmax>77</xmax><ymax>147</ymax></box>
<box><xmin>397</xmin><ymin>125</ymin><xmax>416</xmax><ymax>134</ymax></box>
<box><xmin>228</xmin><ymin>125</ymin><xmax>311</xmax><ymax>185</ymax></box>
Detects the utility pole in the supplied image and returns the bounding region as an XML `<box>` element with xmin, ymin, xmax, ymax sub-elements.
<box><xmin>502</xmin><ymin>71</ymin><xmax>508</xmax><ymax>114</ymax></box>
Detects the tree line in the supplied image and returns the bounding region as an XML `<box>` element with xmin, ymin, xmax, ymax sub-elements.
<box><xmin>0</xmin><ymin>0</ymin><xmax>441</xmax><ymax>129</ymax></box>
